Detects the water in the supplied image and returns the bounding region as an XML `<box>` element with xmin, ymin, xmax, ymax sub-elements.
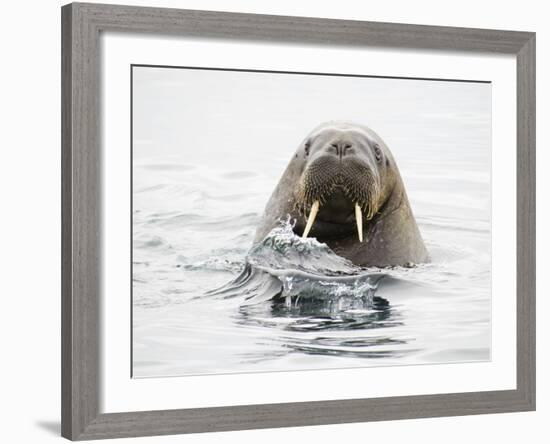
<box><xmin>132</xmin><ymin>152</ymin><xmax>491</xmax><ymax>377</ymax></box>
<box><xmin>132</xmin><ymin>68</ymin><xmax>491</xmax><ymax>377</ymax></box>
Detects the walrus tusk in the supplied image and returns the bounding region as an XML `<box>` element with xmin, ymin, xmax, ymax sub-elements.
<box><xmin>302</xmin><ymin>200</ymin><xmax>320</xmax><ymax>238</ymax></box>
<box><xmin>355</xmin><ymin>203</ymin><xmax>363</xmax><ymax>242</ymax></box>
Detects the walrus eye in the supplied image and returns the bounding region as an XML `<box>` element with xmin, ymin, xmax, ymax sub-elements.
<box><xmin>304</xmin><ymin>140</ymin><xmax>311</xmax><ymax>156</ymax></box>
<box><xmin>374</xmin><ymin>144</ymin><xmax>382</xmax><ymax>163</ymax></box>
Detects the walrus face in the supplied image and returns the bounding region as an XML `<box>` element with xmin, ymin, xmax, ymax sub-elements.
<box><xmin>294</xmin><ymin>125</ymin><xmax>395</xmax><ymax>242</ymax></box>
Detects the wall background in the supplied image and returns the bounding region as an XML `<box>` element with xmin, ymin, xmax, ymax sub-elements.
<box><xmin>0</xmin><ymin>0</ymin><xmax>545</xmax><ymax>443</ymax></box>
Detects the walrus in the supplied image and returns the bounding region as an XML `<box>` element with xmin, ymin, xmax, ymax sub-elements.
<box><xmin>253</xmin><ymin>121</ymin><xmax>429</xmax><ymax>267</ymax></box>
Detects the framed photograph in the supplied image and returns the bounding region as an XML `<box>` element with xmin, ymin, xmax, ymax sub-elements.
<box><xmin>61</xmin><ymin>2</ymin><xmax>535</xmax><ymax>440</ymax></box>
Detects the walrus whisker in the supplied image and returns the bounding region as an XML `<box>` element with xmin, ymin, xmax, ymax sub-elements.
<box><xmin>302</xmin><ymin>200</ymin><xmax>320</xmax><ymax>238</ymax></box>
<box><xmin>355</xmin><ymin>203</ymin><xmax>363</xmax><ymax>242</ymax></box>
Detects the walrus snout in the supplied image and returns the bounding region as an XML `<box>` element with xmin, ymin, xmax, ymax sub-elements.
<box><xmin>295</xmin><ymin>154</ymin><xmax>381</xmax><ymax>242</ymax></box>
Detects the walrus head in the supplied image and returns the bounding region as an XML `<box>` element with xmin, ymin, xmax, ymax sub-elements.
<box><xmin>253</xmin><ymin>121</ymin><xmax>428</xmax><ymax>266</ymax></box>
<box><xmin>293</xmin><ymin>122</ymin><xmax>397</xmax><ymax>243</ymax></box>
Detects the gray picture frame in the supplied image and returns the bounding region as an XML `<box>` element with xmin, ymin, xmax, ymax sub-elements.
<box><xmin>61</xmin><ymin>2</ymin><xmax>536</xmax><ymax>440</ymax></box>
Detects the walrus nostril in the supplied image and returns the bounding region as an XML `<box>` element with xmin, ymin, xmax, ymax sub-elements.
<box><xmin>329</xmin><ymin>141</ymin><xmax>354</xmax><ymax>159</ymax></box>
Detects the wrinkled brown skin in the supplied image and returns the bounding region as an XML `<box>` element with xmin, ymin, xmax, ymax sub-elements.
<box><xmin>253</xmin><ymin>122</ymin><xmax>429</xmax><ymax>268</ymax></box>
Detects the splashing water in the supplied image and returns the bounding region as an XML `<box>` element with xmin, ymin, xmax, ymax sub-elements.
<box><xmin>208</xmin><ymin>220</ymin><xmax>385</xmax><ymax>310</ymax></box>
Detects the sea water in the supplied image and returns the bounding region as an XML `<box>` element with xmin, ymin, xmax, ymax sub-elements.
<box><xmin>132</xmin><ymin>68</ymin><xmax>491</xmax><ymax>377</ymax></box>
